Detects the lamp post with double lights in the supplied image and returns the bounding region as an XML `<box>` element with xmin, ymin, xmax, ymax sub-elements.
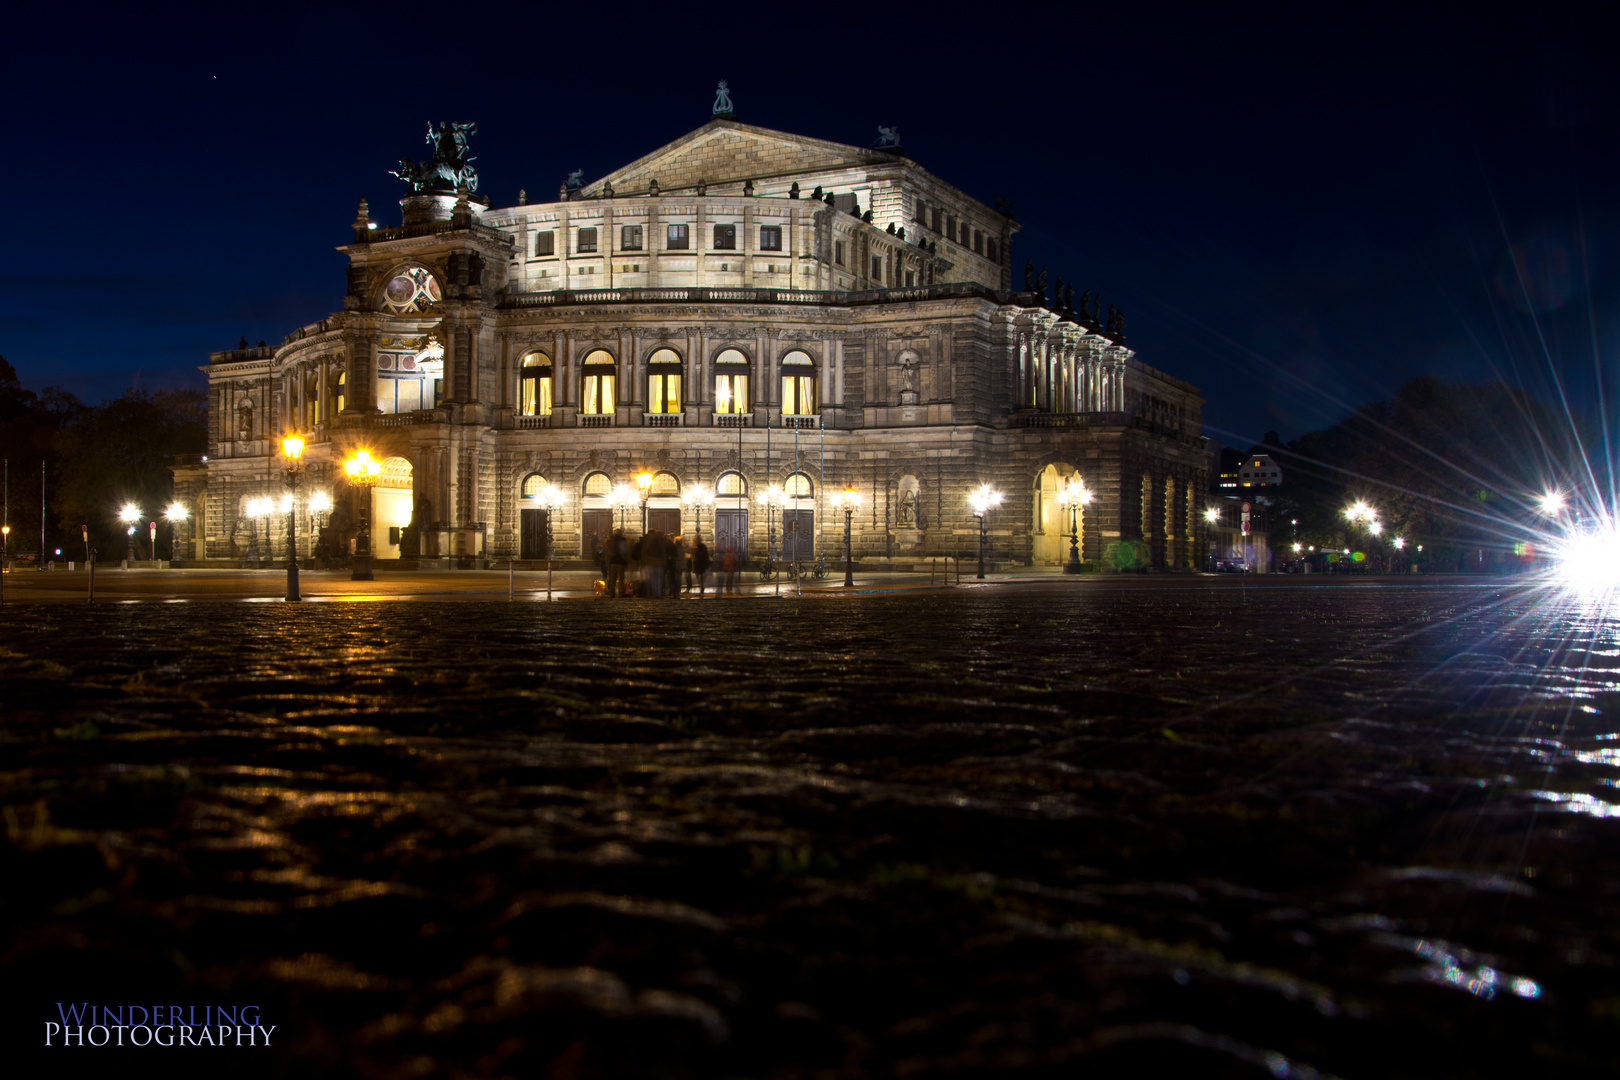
<box><xmin>681</xmin><ymin>483</ymin><xmax>715</xmax><ymax>542</ymax></box>
<box><xmin>610</xmin><ymin>484</ymin><xmax>633</xmax><ymax>531</ymax></box>
<box><xmin>841</xmin><ymin>483</ymin><xmax>861</xmax><ymax>587</ymax></box>
<box><xmin>282</xmin><ymin>434</ymin><xmax>305</xmax><ymax>601</ymax></box>
<box><xmin>537</xmin><ymin>483</ymin><xmax>566</xmax><ymax>599</ymax></box>
<box><xmin>165</xmin><ymin>502</ymin><xmax>188</xmax><ymax>566</ymax></box>
<box><xmin>757</xmin><ymin>483</ymin><xmax>785</xmax><ymax>594</ymax></box>
<box><xmin>969</xmin><ymin>484</ymin><xmax>1003</xmax><ymax>580</ymax></box>
<box><xmin>637</xmin><ymin>470</ymin><xmax>654</xmax><ymax>533</ymax></box>
<box><xmin>119</xmin><ymin>502</ymin><xmax>140</xmax><ymax>567</ymax></box>
<box><xmin>1055</xmin><ymin>476</ymin><xmax>1091</xmax><ymax>574</ymax></box>
<box><xmin>344</xmin><ymin>448</ymin><xmax>382</xmax><ymax>581</ymax></box>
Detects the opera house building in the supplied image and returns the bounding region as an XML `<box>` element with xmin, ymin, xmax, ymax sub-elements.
<box><xmin>175</xmin><ymin>94</ymin><xmax>1210</xmax><ymax>573</ymax></box>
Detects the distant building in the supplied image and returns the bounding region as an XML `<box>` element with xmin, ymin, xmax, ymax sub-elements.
<box><xmin>1205</xmin><ymin>496</ymin><xmax>1271</xmax><ymax>572</ymax></box>
<box><xmin>176</xmin><ymin>100</ymin><xmax>1212</xmax><ymax>570</ymax></box>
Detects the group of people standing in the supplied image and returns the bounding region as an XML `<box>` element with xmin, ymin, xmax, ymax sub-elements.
<box><xmin>601</xmin><ymin>528</ymin><xmax>742</xmax><ymax>598</ymax></box>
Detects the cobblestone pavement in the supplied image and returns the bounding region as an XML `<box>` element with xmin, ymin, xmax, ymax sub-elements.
<box><xmin>2</xmin><ymin>578</ymin><xmax>1617</xmax><ymax>1078</ymax></box>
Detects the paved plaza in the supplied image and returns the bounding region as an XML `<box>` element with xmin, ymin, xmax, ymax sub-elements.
<box><xmin>2</xmin><ymin>576</ymin><xmax>1616</xmax><ymax>1077</ymax></box>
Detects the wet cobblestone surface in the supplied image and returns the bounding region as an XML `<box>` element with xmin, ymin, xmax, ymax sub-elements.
<box><xmin>3</xmin><ymin>578</ymin><xmax>1619</xmax><ymax>1078</ymax></box>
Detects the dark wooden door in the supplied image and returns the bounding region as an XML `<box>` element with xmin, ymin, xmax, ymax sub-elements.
<box><xmin>647</xmin><ymin>508</ymin><xmax>682</xmax><ymax>536</ymax></box>
<box><xmin>582</xmin><ymin>509</ymin><xmax>614</xmax><ymax>566</ymax></box>
<box><xmin>520</xmin><ymin>508</ymin><xmax>549</xmax><ymax>560</ymax></box>
<box><xmin>782</xmin><ymin>510</ymin><xmax>813</xmax><ymax>563</ymax></box>
<box><xmin>714</xmin><ymin>509</ymin><xmax>748</xmax><ymax>561</ymax></box>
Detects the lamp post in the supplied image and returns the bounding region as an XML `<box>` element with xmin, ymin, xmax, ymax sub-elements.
<box><xmin>637</xmin><ymin>470</ymin><xmax>654</xmax><ymax>533</ymax></box>
<box><xmin>681</xmin><ymin>483</ymin><xmax>715</xmax><ymax>541</ymax></box>
<box><xmin>309</xmin><ymin>491</ymin><xmax>332</xmax><ymax>566</ymax></box>
<box><xmin>282</xmin><ymin>434</ymin><xmax>305</xmax><ymax>601</ymax></box>
<box><xmin>165</xmin><ymin>502</ymin><xmax>188</xmax><ymax>566</ymax></box>
<box><xmin>969</xmin><ymin>484</ymin><xmax>1003</xmax><ymax>580</ymax></box>
<box><xmin>539</xmin><ymin>483</ymin><xmax>566</xmax><ymax>600</ymax></box>
<box><xmin>610</xmin><ymin>483</ymin><xmax>633</xmax><ymax>531</ymax></box>
<box><xmin>1056</xmin><ymin>476</ymin><xmax>1090</xmax><ymax>574</ymax></box>
<box><xmin>1</xmin><ymin>524</ymin><xmax>8</xmax><ymax>605</ymax></box>
<box><xmin>841</xmin><ymin>483</ymin><xmax>861</xmax><ymax>587</ymax></box>
<box><xmin>757</xmin><ymin>483</ymin><xmax>784</xmax><ymax>595</ymax></box>
<box><xmin>344</xmin><ymin>448</ymin><xmax>382</xmax><ymax>581</ymax></box>
<box><xmin>119</xmin><ymin>502</ymin><xmax>140</xmax><ymax>568</ymax></box>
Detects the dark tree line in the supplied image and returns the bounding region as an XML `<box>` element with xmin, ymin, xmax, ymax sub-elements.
<box><xmin>1265</xmin><ymin>376</ymin><xmax>1597</xmax><ymax>571</ymax></box>
<box><xmin>0</xmin><ymin>356</ymin><xmax>206</xmax><ymax>561</ymax></box>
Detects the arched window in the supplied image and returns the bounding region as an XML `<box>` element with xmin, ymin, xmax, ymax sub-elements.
<box><xmin>335</xmin><ymin>371</ymin><xmax>346</xmax><ymax>414</ymax></box>
<box><xmin>646</xmin><ymin>348</ymin><xmax>682</xmax><ymax>414</ymax></box>
<box><xmin>651</xmin><ymin>471</ymin><xmax>680</xmax><ymax>495</ymax></box>
<box><xmin>580</xmin><ymin>350</ymin><xmax>616</xmax><ymax>415</ymax></box>
<box><xmin>717</xmin><ymin>471</ymin><xmax>747</xmax><ymax>496</ymax></box>
<box><xmin>780</xmin><ymin>350</ymin><xmax>816</xmax><ymax>415</ymax></box>
<box><xmin>304</xmin><ymin>373</ymin><xmax>320</xmax><ymax>427</ymax></box>
<box><xmin>714</xmin><ymin>348</ymin><xmax>749</xmax><ymax>414</ymax></box>
<box><xmin>785</xmin><ymin>473</ymin><xmax>814</xmax><ymax>500</ymax></box>
<box><xmin>520</xmin><ymin>352</ymin><xmax>553</xmax><ymax>416</ymax></box>
<box><xmin>583</xmin><ymin>471</ymin><xmax>613</xmax><ymax>496</ymax></box>
<box><xmin>521</xmin><ymin>473</ymin><xmax>548</xmax><ymax>498</ymax></box>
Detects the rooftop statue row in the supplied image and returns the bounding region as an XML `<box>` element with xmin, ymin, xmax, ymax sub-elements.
<box><xmin>391</xmin><ymin>121</ymin><xmax>479</xmax><ymax>194</ymax></box>
<box><xmin>1024</xmin><ymin>261</ymin><xmax>1126</xmax><ymax>339</ymax></box>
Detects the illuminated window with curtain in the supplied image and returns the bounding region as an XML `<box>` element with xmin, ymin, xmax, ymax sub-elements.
<box><xmin>520</xmin><ymin>352</ymin><xmax>553</xmax><ymax>415</ymax></box>
<box><xmin>713</xmin><ymin>348</ymin><xmax>749</xmax><ymax>414</ymax></box>
<box><xmin>779</xmin><ymin>350</ymin><xmax>816</xmax><ymax>415</ymax></box>
<box><xmin>645</xmin><ymin>348</ymin><xmax>682</xmax><ymax>414</ymax></box>
<box><xmin>580</xmin><ymin>350</ymin><xmax>616</xmax><ymax>414</ymax></box>
<box><xmin>304</xmin><ymin>374</ymin><xmax>320</xmax><ymax>426</ymax></box>
<box><xmin>335</xmin><ymin>371</ymin><xmax>346</xmax><ymax>413</ymax></box>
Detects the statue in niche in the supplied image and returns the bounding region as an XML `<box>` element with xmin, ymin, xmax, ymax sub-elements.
<box><xmin>898</xmin><ymin>356</ymin><xmax>919</xmax><ymax>406</ymax></box>
<box><xmin>237</xmin><ymin>407</ymin><xmax>253</xmax><ymax>438</ymax></box>
<box><xmin>712</xmin><ymin>80</ymin><xmax>734</xmax><ymax>116</ymax></box>
<box><xmin>898</xmin><ymin>490</ymin><xmax>918</xmax><ymax>527</ymax></box>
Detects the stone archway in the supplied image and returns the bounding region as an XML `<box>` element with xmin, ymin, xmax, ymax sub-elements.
<box><xmin>1033</xmin><ymin>463</ymin><xmax>1081</xmax><ymax>566</ymax></box>
<box><xmin>373</xmin><ymin>456</ymin><xmax>414</xmax><ymax>560</ymax></box>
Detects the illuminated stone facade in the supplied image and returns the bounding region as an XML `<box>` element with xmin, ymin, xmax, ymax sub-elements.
<box><xmin>177</xmin><ymin>115</ymin><xmax>1210</xmax><ymax>570</ymax></box>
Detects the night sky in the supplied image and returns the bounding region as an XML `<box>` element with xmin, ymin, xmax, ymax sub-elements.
<box><xmin>2</xmin><ymin>5</ymin><xmax>1611</xmax><ymax>449</ymax></box>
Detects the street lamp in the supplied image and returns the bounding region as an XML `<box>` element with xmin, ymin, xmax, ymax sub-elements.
<box><xmin>841</xmin><ymin>483</ymin><xmax>861</xmax><ymax>587</ymax></box>
<box><xmin>610</xmin><ymin>483</ymin><xmax>634</xmax><ymax>530</ymax></box>
<box><xmin>282</xmin><ymin>434</ymin><xmax>305</xmax><ymax>601</ymax></box>
<box><xmin>1055</xmin><ymin>476</ymin><xmax>1091</xmax><ymax>574</ymax></box>
<box><xmin>969</xmin><ymin>483</ymin><xmax>1003</xmax><ymax>580</ymax></box>
<box><xmin>1</xmin><ymin>524</ymin><xmax>9</xmax><ymax>606</ymax></box>
<box><xmin>343</xmin><ymin>448</ymin><xmax>382</xmax><ymax>581</ymax></box>
<box><xmin>681</xmin><ymin>482</ymin><xmax>715</xmax><ymax>540</ymax></box>
<box><xmin>309</xmin><ymin>491</ymin><xmax>332</xmax><ymax>566</ymax></box>
<box><xmin>165</xmin><ymin>502</ymin><xmax>188</xmax><ymax>565</ymax></box>
<box><xmin>537</xmin><ymin>483</ymin><xmax>566</xmax><ymax>599</ymax></box>
<box><xmin>758</xmin><ymin>481</ymin><xmax>784</xmax><ymax>566</ymax></box>
<box><xmin>637</xmin><ymin>470</ymin><xmax>654</xmax><ymax>533</ymax></box>
<box><xmin>119</xmin><ymin>502</ymin><xmax>141</xmax><ymax>567</ymax></box>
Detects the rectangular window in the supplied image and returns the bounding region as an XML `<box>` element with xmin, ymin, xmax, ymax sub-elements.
<box><xmin>946</xmin><ymin>215</ymin><xmax>956</xmax><ymax>241</ymax></box>
<box><xmin>781</xmin><ymin>375</ymin><xmax>816</xmax><ymax>415</ymax></box>
<box><xmin>986</xmin><ymin>238</ymin><xmax>998</xmax><ymax>264</ymax></box>
<box><xmin>715</xmin><ymin>372</ymin><xmax>749</xmax><ymax>414</ymax></box>
<box><xmin>913</xmin><ymin>200</ymin><xmax>925</xmax><ymax>223</ymax></box>
<box><xmin>872</xmin><ymin>256</ymin><xmax>882</xmax><ymax>281</ymax></box>
<box><xmin>713</xmin><ymin>223</ymin><xmax>737</xmax><ymax>249</ymax></box>
<box><xmin>534</xmin><ymin>230</ymin><xmax>554</xmax><ymax>256</ymax></box>
<box><xmin>520</xmin><ymin>372</ymin><xmax>553</xmax><ymax>416</ymax></box>
<box><xmin>576</xmin><ymin>227</ymin><xmax>597</xmax><ymax>253</ymax></box>
<box><xmin>759</xmin><ymin>225</ymin><xmax>782</xmax><ymax>250</ymax></box>
<box><xmin>647</xmin><ymin>372</ymin><xmax>682</xmax><ymax>413</ymax></box>
<box><xmin>973</xmin><ymin>229</ymin><xmax>983</xmax><ymax>254</ymax></box>
<box><xmin>620</xmin><ymin>225</ymin><xmax>642</xmax><ymax>250</ymax></box>
<box><xmin>930</xmin><ymin>208</ymin><xmax>941</xmax><ymax>233</ymax></box>
<box><xmin>666</xmin><ymin>223</ymin><xmax>689</xmax><ymax>249</ymax></box>
<box><xmin>376</xmin><ymin>378</ymin><xmax>394</xmax><ymax>414</ymax></box>
<box><xmin>834</xmin><ymin>240</ymin><xmax>844</xmax><ymax>266</ymax></box>
<box><xmin>960</xmin><ymin>222</ymin><xmax>971</xmax><ymax>246</ymax></box>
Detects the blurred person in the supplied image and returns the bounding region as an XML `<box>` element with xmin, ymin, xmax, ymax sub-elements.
<box><xmin>691</xmin><ymin>534</ymin><xmax>710</xmax><ymax>596</ymax></box>
<box><xmin>606</xmin><ymin>528</ymin><xmax>628</xmax><ymax>600</ymax></box>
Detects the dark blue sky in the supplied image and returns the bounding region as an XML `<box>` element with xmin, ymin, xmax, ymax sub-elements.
<box><xmin>1</xmin><ymin>4</ymin><xmax>1611</xmax><ymax>449</ymax></box>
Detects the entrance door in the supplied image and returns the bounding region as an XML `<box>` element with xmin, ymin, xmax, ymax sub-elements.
<box><xmin>582</xmin><ymin>509</ymin><xmax>614</xmax><ymax>566</ymax></box>
<box><xmin>520</xmin><ymin>508</ymin><xmax>549</xmax><ymax>560</ymax></box>
<box><xmin>647</xmin><ymin>508</ymin><xmax>682</xmax><ymax>536</ymax></box>
<box><xmin>714</xmin><ymin>508</ymin><xmax>748</xmax><ymax>561</ymax></box>
<box><xmin>782</xmin><ymin>510</ymin><xmax>813</xmax><ymax>563</ymax></box>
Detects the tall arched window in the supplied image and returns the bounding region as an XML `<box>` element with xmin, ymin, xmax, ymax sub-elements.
<box><xmin>304</xmin><ymin>373</ymin><xmax>320</xmax><ymax>427</ymax></box>
<box><xmin>520</xmin><ymin>352</ymin><xmax>553</xmax><ymax>416</ymax></box>
<box><xmin>646</xmin><ymin>348</ymin><xmax>682</xmax><ymax>414</ymax></box>
<box><xmin>651</xmin><ymin>471</ymin><xmax>680</xmax><ymax>495</ymax></box>
<box><xmin>784</xmin><ymin>473</ymin><xmax>814</xmax><ymax>500</ymax></box>
<box><xmin>335</xmin><ymin>371</ymin><xmax>346</xmax><ymax>414</ymax></box>
<box><xmin>714</xmin><ymin>349</ymin><xmax>749</xmax><ymax>414</ymax></box>
<box><xmin>717</xmin><ymin>471</ymin><xmax>747</xmax><ymax>496</ymax></box>
<box><xmin>580</xmin><ymin>350</ymin><xmax>616</xmax><ymax>415</ymax></box>
<box><xmin>521</xmin><ymin>473</ymin><xmax>548</xmax><ymax>498</ymax></box>
<box><xmin>780</xmin><ymin>350</ymin><xmax>816</xmax><ymax>415</ymax></box>
<box><xmin>583</xmin><ymin>472</ymin><xmax>613</xmax><ymax>496</ymax></box>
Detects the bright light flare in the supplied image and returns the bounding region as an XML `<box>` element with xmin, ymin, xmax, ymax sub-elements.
<box><xmin>1552</xmin><ymin>523</ymin><xmax>1620</xmax><ymax>594</ymax></box>
<box><xmin>164</xmin><ymin>502</ymin><xmax>188</xmax><ymax>522</ymax></box>
<box><xmin>310</xmin><ymin>491</ymin><xmax>333</xmax><ymax>513</ymax></box>
<box><xmin>1204</xmin><ymin>507</ymin><xmax>1220</xmax><ymax>524</ymax></box>
<box><xmin>119</xmin><ymin>503</ymin><xmax>141</xmax><ymax>524</ymax></box>
<box><xmin>1539</xmin><ymin>490</ymin><xmax>1566</xmax><ymax>515</ymax></box>
<box><xmin>1369</xmin><ymin>521</ymin><xmax>1383</xmax><ymax>536</ymax></box>
<box><xmin>969</xmin><ymin>484</ymin><xmax>1003</xmax><ymax>516</ymax></box>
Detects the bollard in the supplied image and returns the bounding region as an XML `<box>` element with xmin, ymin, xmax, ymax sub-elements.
<box><xmin>88</xmin><ymin>554</ymin><xmax>96</xmax><ymax>603</ymax></box>
<box><xmin>509</xmin><ymin>558</ymin><xmax>514</xmax><ymax>601</ymax></box>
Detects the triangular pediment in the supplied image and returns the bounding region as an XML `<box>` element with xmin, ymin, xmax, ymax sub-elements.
<box><xmin>584</xmin><ymin>118</ymin><xmax>896</xmax><ymax>196</ymax></box>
